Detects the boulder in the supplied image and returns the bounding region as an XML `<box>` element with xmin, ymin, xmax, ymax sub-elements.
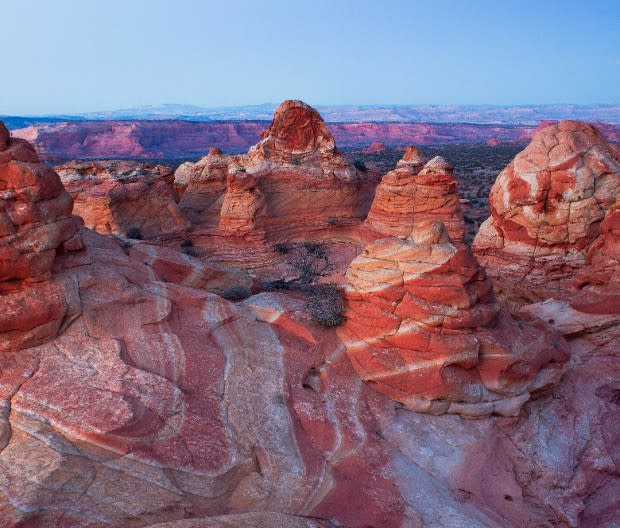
<box><xmin>473</xmin><ymin>120</ymin><xmax>620</xmax><ymax>304</ymax></box>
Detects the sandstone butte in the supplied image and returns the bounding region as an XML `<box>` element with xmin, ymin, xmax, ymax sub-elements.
<box><xmin>0</xmin><ymin>110</ymin><xmax>618</xmax><ymax>528</ymax></box>
<box><xmin>179</xmin><ymin>100</ymin><xmax>374</xmax><ymax>232</ymax></box>
<box><xmin>364</xmin><ymin>147</ymin><xmax>465</xmax><ymax>242</ymax></box>
<box><xmin>175</xmin><ymin>100</ymin><xmax>377</xmax><ymax>272</ymax></box>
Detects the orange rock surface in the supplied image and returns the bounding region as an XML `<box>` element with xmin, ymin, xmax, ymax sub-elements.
<box><xmin>365</xmin><ymin>149</ymin><xmax>465</xmax><ymax>242</ymax></box>
<box><xmin>338</xmin><ymin>221</ymin><xmax>568</xmax><ymax>416</ymax></box>
<box><xmin>56</xmin><ymin>160</ymin><xmax>189</xmax><ymax>239</ymax></box>
<box><xmin>473</xmin><ymin>120</ymin><xmax>620</xmax><ymax>303</ymax></box>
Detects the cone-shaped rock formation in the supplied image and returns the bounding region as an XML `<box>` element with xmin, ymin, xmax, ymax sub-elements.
<box><xmin>365</xmin><ymin>149</ymin><xmax>465</xmax><ymax>242</ymax></box>
<box><xmin>338</xmin><ymin>221</ymin><xmax>568</xmax><ymax>416</ymax></box>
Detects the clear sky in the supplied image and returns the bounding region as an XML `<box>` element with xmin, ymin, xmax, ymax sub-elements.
<box><xmin>2</xmin><ymin>0</ymin><xmax>619</xmax><ymax>115</ymax></box>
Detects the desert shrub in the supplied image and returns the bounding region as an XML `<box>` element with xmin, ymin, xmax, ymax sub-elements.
<box><xmin>126</xmin><ymin>227</ymin><xmax>143</xmax><ymax>240</ymax></box>
<box><xmin>221</xmin><ymin>285</ymin><xmax>251</xmax><ymax>301</ymax></box>
<box><xmin>302</xmin><ymin>241</ymin><xmax>326</xmax><ymax>258</ymax></box>
<box><xmin>289</xmin><ymin>242</ymin><xmax>331</xmax><ymax>285</ymax></box>
<box><xmin>353</xmin><ymin>160</ymin><xmax>368</xmax><ymax>172</ymax></box>
<box><xmin>181</xmin><ymin>239</ymin><xmax>194</xmax><ymax>248</ymax></box>
<box><xmin>274</xmin><ymin>242</ymin><xmax>290</xmax><ymax>254</ymax></box>
<box><xmin>263</xmin><ymin>279</ymin><xmax>290</xmax><ymax>291</ymax></box>
<box><xmin>327</xmin><ymin>217</ymin><xmax>338</xmax><ymax>226</ymax></box>
<box><xmin>305</xmin><ymin>283</ymin><xmax>344</xmax><ymax>327</ymax></box>
<box><xmin>182</xmin><ymin>246</ymin><xmax>198</xmax><ymax>257</ymax></box>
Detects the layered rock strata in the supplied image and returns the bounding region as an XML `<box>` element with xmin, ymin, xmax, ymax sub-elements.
<box><xmin>365</xmin><ymin>149</ymin><xmax>465</xmax><ymax>242</ymax></box>
<box><xmin>0</xmin><ymin>121</ymin><xmax>82</xmax><ymax>351</ymax></box>
<box><xmin>56</xmin><ymin>160</ymin><xmax>189</xmax><ymax>239</ymax></box>
<box><xmin>338</xmin><ymin>221</ymin><xmax>568</xmax><ymax>416</ymax></box>
<box><xmin>176</xmin><ymin>100</ymin><xmax>374</xmax><ymax>241</ymax></box>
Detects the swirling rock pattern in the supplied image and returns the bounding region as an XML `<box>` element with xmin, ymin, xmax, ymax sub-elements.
<box><xmin>473</xmin><ymin>120</ymin><xmax>620</xmax><ymax>304</ymax></box>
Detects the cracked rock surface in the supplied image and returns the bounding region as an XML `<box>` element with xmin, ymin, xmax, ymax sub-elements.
<box><xmin>473</xmin><ymin>120</ymin><xmax>620</xmax><ymax>305</ymax></box>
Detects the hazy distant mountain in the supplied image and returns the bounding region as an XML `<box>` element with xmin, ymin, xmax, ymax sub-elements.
<box><xmin>4</xmin><ymin>103</ymin><xmax>620</xmax><ymax>126</ymax></box>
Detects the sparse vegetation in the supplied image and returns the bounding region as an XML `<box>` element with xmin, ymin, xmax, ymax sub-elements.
<box><xmin>305</xmin><ymin>283</ymin><xmax>345</xmax><ymax>327</ymax></box>
<box><xmin>181</xmin><ymin>239</ymin><xmax>194</xmax><ymax>248</ymax></box>
<box><xmin>126</xmin><ymin>227</ymin><xmax>143</xmax><ymax>240</ymax></box>
<box><xmin>353</xmin><ymin>160</ymin><xmax>368</xmax><ymax>172</ymax></box>
<box><xmin>221</xmin><ymin>285</ymin><xmax>251</xmax><ymax>301</ymax></box>
<box><xmin>274</xmin><ymin>242</ymin><xmax>290</xmax><ymax>254</ymax></box>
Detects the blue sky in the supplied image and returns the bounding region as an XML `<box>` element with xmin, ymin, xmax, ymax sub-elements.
<box><xmin>2</xmin><ymin>0</ymin><xmax>619</xmax><ymax>114</ymax></box>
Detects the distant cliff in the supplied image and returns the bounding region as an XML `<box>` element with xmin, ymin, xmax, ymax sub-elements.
<box><xmin>11</xmin><ymin>119</ymin><xmax>619</xmax><ymax>161</ymax></box>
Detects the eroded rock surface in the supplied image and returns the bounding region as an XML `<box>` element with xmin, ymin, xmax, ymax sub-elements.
<box><xmin>57</xmin><ymin>160</ymin><xmax>189</xmax><ymax>239</ymax></box>
<box><xmin>365</xmin><ymin>150</ymin><xmax>465</xmax><ymax>242</ymax></box>
<box><xmin>0</xmin><ymin>113</ymin><xmax>618</xmax><ymax>528</ymax></box>
<box><xmin>339</xmin><ymin>221</ymin><xmax>568</xmax><ymax>416</ymax></box>
<box><xmin>0</xmin><ymin>122</ymin><xmax>82</xmax><ymax>351</ymax></box>
<box><xmin>473</xmin><ymin>120</ymin><xmax>620</xmax><ymax>304</ymax></box>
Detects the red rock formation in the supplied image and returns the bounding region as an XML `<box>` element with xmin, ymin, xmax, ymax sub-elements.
<box><xmin>473</xmin><ymin>120</ymin><xmax>620</xmax><ymax>304</ymax></box>
<box><xmin>175</xmin><ymin>147</ymin><xmax>228</xmax><ymax>223</ymax></box>
<box><xmin>128</xmin><ymin>243</ymin><xmax>252</xmax><ymax>294</ymax></box>
<box><xmin>178</xmin><ymin>100</ymin><xmax>373</xmax><ymax>238</ymax></box>
<box><xmin>218</xmin><ymin>168</ymin><xmax>266</xmax><ymax>235</ymax></box>
<box><xmin>365</xmin><ymin>149</ymin><xmax>465</xmax><ymax>242</ymax></box>
<box><xmin>520</xmin><ymin>201</ymin><xmax>620</xmax><ymax>342</ymax></box>
<box><xmin>239</xmin><ymin>100</ymin><xmax>373</xmax><ymax>237</ymax></box>
<box><xmin>0</xmin><ymin>121</ymin><xmax>82</xmax><ymax>351</ymax></box>
<box><xmin>56</xmin><ymin>160</ymin><xmax>189</xmax><ymax>239</ymax></box>
<box><xmin>171</xmin><ymin>101</ymin><xmax>376</xmax><ymax>275</ymax></box>
<box><xmin>0</xmin><ymin>114</ymin><xmax>618</xmax><ymax>528</ymax></box>
<box><xmin>0</xmin><ymin>227</ymin><xmax>410</xmax><ymax>527</ymax></box>
<box><xmin>11</xmin><ymin>120</ymin><xmax>561</xmax><ymax>161</ymax></box>
<box><xmin>338</xmin><ymin>221</ymin><xmax>568</xmax><ymax>416</ymax></box>
<box><xmin>363</xmin><ymin>141</ymin><xmax>386</xmax><ymax>154</ymax></box>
